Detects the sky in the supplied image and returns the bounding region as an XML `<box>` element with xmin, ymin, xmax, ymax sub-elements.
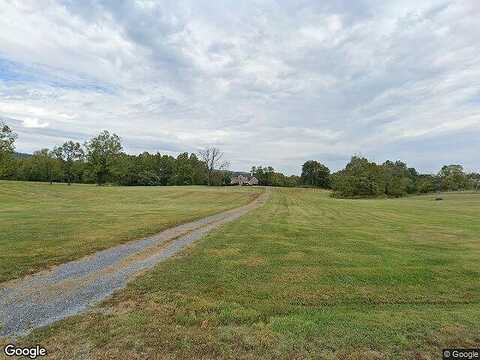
<box><xmin>0</xmin><ymin>0</ymin><xmax>479</xmax><ymax>175</ymax></box>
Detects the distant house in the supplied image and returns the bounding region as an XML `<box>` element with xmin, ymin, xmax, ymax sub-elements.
<box><xmin>248</xmin><ymin>176</ymin><xmax>259</xmax><ymax>186</ymax></box>
<box><xmin>231</xmin><ymin>175</ymin><xmax>259</xmax><ymax>186</ymax></box>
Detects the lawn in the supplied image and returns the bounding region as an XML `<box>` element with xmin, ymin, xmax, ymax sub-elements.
<box><xmin>0</xmin><ymin>181</ymin><xmax>260</xmax><ymax>283</ymax></box>
<box><xmin>8</xmin><ymin>188</ymin><xmax>480</xmax><ymax>359</ymax></box>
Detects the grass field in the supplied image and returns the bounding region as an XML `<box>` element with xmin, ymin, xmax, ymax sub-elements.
<box><xmin>0</xmin><ymin>181</ymin><xmax>260</xmax><ymax>283</ymax></box>
<box><xmin>10</xmin><ymin>188</ymin><xmax>479</xmax><ymax>359</ymax></box>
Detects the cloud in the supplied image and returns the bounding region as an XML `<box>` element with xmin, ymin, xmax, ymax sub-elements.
<box><xmin>22</xmin><ymin>118</ymin><xmax>50</xmax><ymax>129</ymax></box>
<box><xmin>0</xmin><ymin>0</ymin><xmax>479</xmax><ymax>174</ymax></box>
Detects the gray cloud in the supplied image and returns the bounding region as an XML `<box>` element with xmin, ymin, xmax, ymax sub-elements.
<box><xmin>0</xmin><ymin>0</ymin><xmax>479</xmax><ymax>174</ymax></box>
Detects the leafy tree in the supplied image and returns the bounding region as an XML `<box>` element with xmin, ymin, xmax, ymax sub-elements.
<box><xmin>30</xmin><ymin>149</ymin><xmax>62</xmax><ymax>183</ymax></box>
<box><xmin>198</xmin><ymin>147</ymin><xmax>229</xmax><ymax>186</ymax></box>
<box><xmin>331</xmin><ymin>156</ymin><xmax>385</xmax><ymax>197</ymax></box>
<box><xmin>129</xmin><ymin>153</ymin><xmax>162</xmax><ymax>186</ymax></box>
<box><xmin>189</xmin><ymin>153</ymin><xmax>206</xmax><ymax>185</ymax></box>
<box><xmin>85</xmin><ymin>131</ymin><xmax>122</xmax><ymax>185</ymax></box>
<box><xmin>251</xmin><ymin>166</ymin><xmax>274</xmax><ymax>186</ymax></box>
<box><xmin>112</xmin><ymin>153</ymin><xmax>139</xmax><ymax>186</ymax></box>
<box><xmin>0</xmin><ymin>121</ymin><xmax>18</xmax><ymax>178</ymax></box>
<box><xmin>468</xmin><ymin>173</ymin><xmax>480</xmax><ymax>191</ymax></box>
<box><xmin>438</xmin><ymin>165</ymin><xmax>468</xmax><ymax>191</ymax></box>
<box><xmin>158</xmin><ymin>154</ymin><xmax>176</xmax><ymax>185</ymax></box>
<box><xmin>250</xmin><ymin>166</ymin><xmax>298</xmax><ymax>187</ymax></box>
<box><xmin>259</xmin><ymin>166</ymin><xmax>276</xmax><ymax>186</ymax></box>
<box><xmin>53</xmin><ymin>141</ymin><xmax>84</xmax><ymax>185</ymax></box>
<box><xmin>175</xmin><ymin>152</ymin><xmax>193</xmax><ymax>185</ymax></box>
<box><xmin>301</xmin><ymin>160</ymin><xmax>330</xmax><ymax>188</ymax></box>
<box><xmin>287</xmin><ymin>175</ymin><xmax>301</xmax><ymax>187</ymax></box>
<box><xmin>406</xmin><ymin>167</ymin><xmax>419</xmax><ymax>193</ymax></box>
<box><xmin>382</xmin><ymin>160</ymin><xmax>413</xmax><ymax>197</ymax></box>
<box><xmin>137</xmin><ymin>170</ymin><xmax>161</xmax><ymax>186</ymax></box>
<box><xmin>271</xmin><ymin>172</ymin><xmax>299</xmax><ymax>187</ymax></box>
<box><xmin>416</xmin><ymin>174</ymin><xmax>438</xmax><ymax>193</ymax></box>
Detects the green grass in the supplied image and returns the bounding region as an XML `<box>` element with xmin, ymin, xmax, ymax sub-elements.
<box><xmin>0</xmin><ymin>181</ymin><xmax>260</xmax><ymax>282</ymax></box>
<box><xmin>8</xmin><ymin>188</ymin><xmax>480</xmax><ymax>359</ymax></box>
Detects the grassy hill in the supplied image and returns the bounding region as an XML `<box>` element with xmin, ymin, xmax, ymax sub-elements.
<box><xmin>12</xmin><ymin>188</ymin><xmax>480</xmax><ymax>359</ymax></box>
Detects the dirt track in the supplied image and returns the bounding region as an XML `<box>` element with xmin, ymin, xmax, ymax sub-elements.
<box><xmin>0</xmin><ymin>190</ymin><xmax>268</xmax><ymax>338</ymax></box>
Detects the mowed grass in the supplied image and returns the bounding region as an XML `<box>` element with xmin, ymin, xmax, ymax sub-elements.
<box><xmin>10</xmin><ymin>188</ymin><xmax>480</xmax><ymax>359</ymax></box>
<box><xmin>0</xmin><ymin>181</ymin><xmax>260</xmax><ymax>283</ymax></box>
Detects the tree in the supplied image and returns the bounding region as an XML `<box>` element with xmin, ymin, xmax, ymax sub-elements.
<box><xmin>251</xmin><ymin>166</ymin><xmax>274</xmax><ymax>186</ymax></box>
<box><xmin>301</xmin><ymin>160</ymin><xmax>330</xmax><ymax>188</ymax></box>
<box><xmin>468</xmin><ymin>173</ymin><xmax>480</xmax><ymax>191</ymax></box>
<box><xmin>85</xmin><ymin>131</ymin><xmax>123</xmax><ymax>185</ymax></box>
<box><xmin>406</xmin><ymin>167</ymin><xmax>419</xmax><ymax>193</ymax></box>
<box><xmin>416</xmin><ymin>174</ymin><xmax>437</xmax><ymax>193</ymax></box>
<box><xmin>250</xmin><ymin>165</ymin><xmax>298</xmax><ymax>187</ymax></box>
<box><xmin>112</xmin><ymin>153</ymin><xmax>138</xmax><ymax>186</ymax></box>
<box><xmin>331</xmin><ymin>156</ymin><xmax>385</xmax><ymax>197</ymax></box>
<box><xmin>158</xmin><ymin>154</ymin><xmax>176</xmax><ymax>185</ymax></box>
<box><xmin>0</xmin><ymin>121</ymin><xmax>18</xmax><ymax>178</ymax></box>
<box><xmin>198</xmin><ymin>147</ymin><xmax>229</xmax><ymax>186</ymax></box>
<box><xmin>175</xmin><ymin>152</ymin><xmax>193</xmax><ymax>185</ymax></box>
<box><xmin>189</xmin><ymin>153</ymin><xmax>207</xmax><ymax>185</ymax></box>
<box><xmin>53</xmin><ymin>141</ymin><xmax>84</xmax><ymax>185</ymax></box>
<box><xmin>438</xmin><ymin>165</ymin><xmax>468</xmax><ymax>191</ymax></box>
<box><xmin>382</xmin><ymin>160</ymin><xmax>413</xmax><ymax>197</ymax></box>
<box><xmin>30</xmin><ymin>149</ymin><xmax>62</xmax><ymax>184</ymax></box>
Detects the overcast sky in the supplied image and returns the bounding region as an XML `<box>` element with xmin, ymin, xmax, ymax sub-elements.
<box><xmin>0</xmin><ymin>0</ymin><xmax>479</xmax><ymax>174</ymax></box>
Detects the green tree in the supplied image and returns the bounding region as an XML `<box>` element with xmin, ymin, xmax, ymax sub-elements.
<box><xmin>112</xmin><ymin>153</ymin><xmax>138</xmax><ymax>185</ymax></box>
<box><xmin>85</xmin><ymin>131</ymin><xmax>122</xmax><ymax>185</ymax></box>
<box><xmin>331</xmin><ymin>156</ymin><xmax>385</xmax><ymax>198</ymax></box>
<box><xmin>468</xmin><ymin>173</ymin><xmax>480</xmax><ymax>191</ymax></box>
<box><xmin>438</xmin><ymin>165</ymin><xmax>468</xmax><ymax>191</ymax></box>
<box><xmin>31</xmin><ymin>149</ymin><xmax>62</xmax><ymax>183</ymax></box>
<box><xmin>301</xmin><ymin>160</ymin><xmax>330</xmax><ymax>188</ymax></box>
<box><xmin>251</xmin><ymin>166</ymin><xmax>268</xmax><ymax>185</ymax></box>
<box><xmin>0</xmin><ymin>121</ymin><xmax>18</xmax><ymax>178</ymax></box>
<box><xmin>286</xmin><ymin>175</ymin><xmax>301</xmax><ymax>187</ymax></box>
<box><xmin>189</xmin><ymin>153</ymin><xmax>206</xmax><ymax>185</ymax></box>
<box><xmin>137</xmin><ymin>152</ymin><xmax>162</xmax><ymax>186</ymax></box>
<box><xmin>158</xmin><ymin>155</ymin><xmax>176</xmax><ymax>185</ymax></box>
<box><xmin>416</xmin><ymin>174</ymin><xmax>437</xmax><ymax>193</ymax></box>
<box><xmin>53</xmin><ymin>141</ymin><xmax>84</xmax><ymax>185</ymax></box>
<box><xmin>406</xmin><ymin>167</ymin><xmax>419</xmax><ymax>193</ymax></box>
<box><xmin>256</xmin><ymin>166</ymin><xmax>276</xmax><ymax>186</ymax></box>
<box><xmin>175</xmin><ymin>152</ymin><xmax>193</xmax><ymax>185</ymax></box>
<box><xmin>250</xmin><ymin>166</ymin><xmax>297</xmax><ymax>187</ymax></box>
<box><xmin>382</xmin><ymin>160</ymin><xmax>413</xmax><ymax>197</ymax></box>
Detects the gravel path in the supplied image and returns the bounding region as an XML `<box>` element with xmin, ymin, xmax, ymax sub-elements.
<box><xmin>0</xmin><ymin>191</ymin><xmax>268</xmax><ymax>338</ymax></box>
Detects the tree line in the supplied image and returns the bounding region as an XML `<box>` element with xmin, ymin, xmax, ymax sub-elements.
<box><xmin>300</xmin><ymin>157</ymin><xmax>480</xmax><ymax>198</ymax></box>
<box><xmin>0</xmin><ymin>122</ymin><xmax>229</xmax><ymax>186</ymax></box>
<box><xmin>250</xmin><ymin>166</ymin><xmax>300</xmax><ymax>187</ymax></box>
<box><xmin>1</xmin><ymin>121</ymin><xmax>478</xmax><ymax>195</ymax></box>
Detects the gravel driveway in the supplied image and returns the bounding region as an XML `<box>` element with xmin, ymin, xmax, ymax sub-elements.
<box><xmin>0</xmin><ymin>190</ymin><xmax>268</xmax><ymax>338</ymax></box>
